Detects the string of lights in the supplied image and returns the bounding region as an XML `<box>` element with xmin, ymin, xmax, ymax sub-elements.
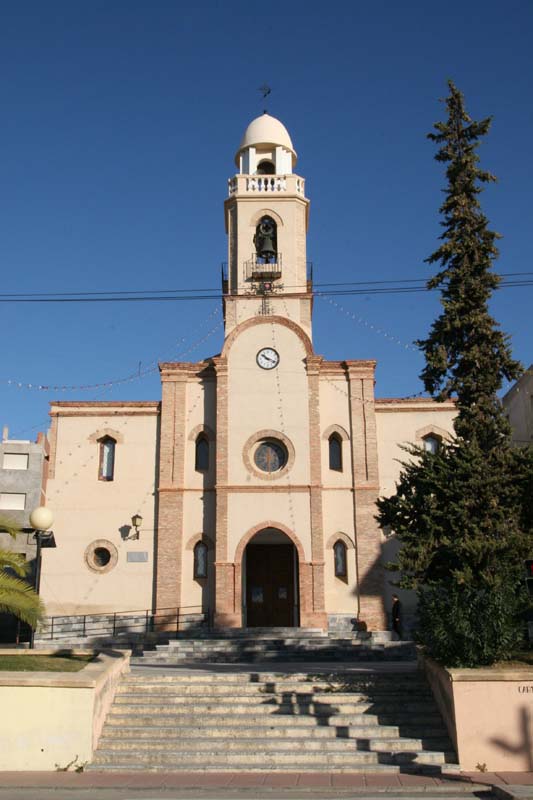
<box><xmin>318</xmin><ymin>295</ymin><xmax>421</xmax><ymax>353</ymax></box>
<box><xmin>2</xmin><ymin>307</ymin><xmax>223</xmax><ymax>393</ymax></box>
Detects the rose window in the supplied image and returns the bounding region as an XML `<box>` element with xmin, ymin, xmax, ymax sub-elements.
<box><xmin>254</xmin><ymin>441</ymin><xmax>287</xmax><ymax>473</ymax></box>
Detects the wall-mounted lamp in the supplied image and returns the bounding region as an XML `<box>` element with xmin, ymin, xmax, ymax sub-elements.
<box><xmin>131</xmin><ymin>513</ymin><xmax>143</xmax><ymax>540</ymax></box>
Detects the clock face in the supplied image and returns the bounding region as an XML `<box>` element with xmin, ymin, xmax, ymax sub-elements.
<box><xmin>256</xmin><ymin>347</ymin><xmax>280</xmax><ymax>370</ymax></box>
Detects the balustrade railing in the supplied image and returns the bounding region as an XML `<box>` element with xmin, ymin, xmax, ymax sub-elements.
<box><xmin>228</xmin><ymin>174</ymin><xmax>305</xmax><ymax>197</ymax></box>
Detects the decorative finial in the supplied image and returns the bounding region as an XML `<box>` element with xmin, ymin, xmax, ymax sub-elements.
<box><xmin>258</xmin><ymin>84</ymin><xmax>271</xmax><ymax>113</ymax></box>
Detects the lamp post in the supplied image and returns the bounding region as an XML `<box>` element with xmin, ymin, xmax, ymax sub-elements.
<box><xmin>28</xmin><ymin>506</ymin><xmax>56</xmax><ymax>648</ymax></box>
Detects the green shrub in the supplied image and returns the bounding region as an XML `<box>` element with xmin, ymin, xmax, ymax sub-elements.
<box><xmin>417</xmin><ymin>583</ymin><xmax>525</xmax><ymax>667</ymax></box>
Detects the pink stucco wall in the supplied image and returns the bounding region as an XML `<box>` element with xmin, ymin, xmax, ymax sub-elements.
<box><xmin>422</xmin><ymin>656</ymin><xmax>533</xmax><ymax>771</ymax></box>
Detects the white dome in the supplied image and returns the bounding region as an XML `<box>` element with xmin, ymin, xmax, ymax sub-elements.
<box><xmin>236</xmin><ymin>113</ymin><xmax>297</xmax><ymax>167</ymax></box>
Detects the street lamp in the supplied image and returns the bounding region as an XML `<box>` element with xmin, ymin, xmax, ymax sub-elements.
<box><xmin>28</xmin><ymin>506</ymin><xmax>56</xmax><ymax>648</ymax></box>
<box><xmin>130</xmin><ymin>513</ymin><xmax>143</xmax><ymax>540</ymax></box>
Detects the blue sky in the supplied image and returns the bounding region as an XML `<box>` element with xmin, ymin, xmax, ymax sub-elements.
<box><xmin>1</xmin><ymin>0</ymin><xmax>532</xmax><ymax>439</ymax></box>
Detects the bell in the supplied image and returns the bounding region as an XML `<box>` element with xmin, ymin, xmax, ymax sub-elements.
<box><xmin>255</xmin><ymin>219</ymin><xmax>277</xmax><ymax>261</ymax></box>
<box><xmin>258</xmin><ymin>234</ymin><xmax>276</xmax><ymax>260</ymax></box>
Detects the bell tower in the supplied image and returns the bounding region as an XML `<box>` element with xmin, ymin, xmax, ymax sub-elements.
<box><xmin>223</xmin><ymin>113</ymin><xmax>312</xmax><ymax>338</ymax></box>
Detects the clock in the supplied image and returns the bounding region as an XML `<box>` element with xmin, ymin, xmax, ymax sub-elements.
<box><xmin>256</xmin><ymin>347</ymin><xmax>280</xmax><ymax>370</ymax></box>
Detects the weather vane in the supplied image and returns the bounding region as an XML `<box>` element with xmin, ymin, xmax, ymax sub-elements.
<box><xmin>259</xmin><ymin>84</ymin><xmax>271</xmax><ymax>113</ymax></box>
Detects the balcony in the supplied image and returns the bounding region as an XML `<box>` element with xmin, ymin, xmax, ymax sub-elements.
<box><xmin>244</xmin><ymin>254</ymin><xmax>282</xmax><ymax>281</ymax></box>
<box><xmin>228</xmin><ymin>174</ymin><xmax>305</xmax><ymax>197</ymax></box>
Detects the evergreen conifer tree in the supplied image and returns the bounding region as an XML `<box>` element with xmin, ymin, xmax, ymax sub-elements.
<box><xmin>377</xmin><ymin>82</ymin><xmax>532</xmax><ymax>667</ymax></box>
<box><xmin>417</xmin><ymin>81</ymin><xmax>521</xmax><ymax>449</ymax></box>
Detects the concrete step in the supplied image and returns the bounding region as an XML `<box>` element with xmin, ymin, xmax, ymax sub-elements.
<box><xmin>91</xmin><ymin>656</ymin><xmax>454</xmax><ymax>774</ymax></box>
<box><xmin>91</xmin><ymin>748</ymin><xmax>455</xmax><ymax>767</ymax></box>
<box><xmin>115</xmin><ymin>684</ymin><xmax>432</xmax><ymax>698</ymax></box>
<box><xmin>175</xmin><ymin>627</ymin><xmax>325</xmax><ymax>639</ymax></box>
<box><xmin>121</xmin><ymin>672</ymin><xmax>421</xmax><ymax>685</ymax></box>
<box><xmin>96</xmin><ymin>735</ymin><xmax>453</xmax><ymax>754</ymax></box>
<box><xmin>100</xmin><ymin>723</ymin><xmax>449</xmax><ymax>739</ymax></box>
<box><xmin>161</xmin><ymin>638</ymin><xmax>361</xmax><ymax>647</ymax></box>
<box><xmin>106</xmin><ymin>711</ymin><xmax>443</xmax><ymax>727</ymax></box>
<box><xmin>117</xmin><ymin>683</ymin><xmax>432</xmax><ymax>703</ymax></box>
<box><xmin>109</xmin><ymin>701</ymin><xmax>438</xmax><ymax>717</ymax></box>
<box><xmin>132</xmin><ymin>653</ymin><xmax>415</xmax><ymax>664</ymax></box>
<box><xmin>87</xmin><ymin>762</ymin><xmax>458</xmax><ymax>774</ymax></box>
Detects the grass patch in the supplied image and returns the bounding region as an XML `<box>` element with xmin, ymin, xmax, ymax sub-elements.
<box><xmin>0</xmin><ymin>653</ymin><xmax>95</xmax><ymax>672</ymax></box>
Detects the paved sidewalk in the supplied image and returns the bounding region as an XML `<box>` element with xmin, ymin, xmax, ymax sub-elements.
<box><xmin>0</xmin><ymin>771</ymin><xmax>532</xmax><ymax>798</ymax></box>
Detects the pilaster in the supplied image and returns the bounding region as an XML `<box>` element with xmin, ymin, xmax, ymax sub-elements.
<box><xmin>212</xmin><ymin>357</ymin><xmax>236</xmax><ymax>626</ymax></box>
<box><xmin>345</xmin><ymin>361</ymin><xmax>386</xmax><ymax>630</ymax></box>
<box><xmin>155</xmin><ymin>366</ymin><xmax>190</xmax><ymax>613</ymax></box>
<box><xmin>305</xmin><ymin>355</ymin><xmax>327</xmax><ymax>629</ymax></box>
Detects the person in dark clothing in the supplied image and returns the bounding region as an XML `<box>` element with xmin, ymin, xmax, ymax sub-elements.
<box><xmin>391</xmin><ymin>594</ymin><xmax>402</xmax><ymax>640</ymax></box>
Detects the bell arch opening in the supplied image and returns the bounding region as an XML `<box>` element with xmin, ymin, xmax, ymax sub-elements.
<box><xmin>256</xmin><ymin>159</ymin><xmax>275</xmax><ymax>175</ymax></box>
<box><xmin>242</xmin><ymin>528</ymin><xmax>300</xmax><ymax>628</ymax></box>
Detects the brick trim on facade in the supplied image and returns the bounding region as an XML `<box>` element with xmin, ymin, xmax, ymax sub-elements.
<box><xmin>155</xmin><ymin>370</ymin><xmax>189</xmax><ymax>613</ymax></box>
<box><xmin>87</xmin><ymin>428</ymin><xmax>125</xmax><ymax>445</ymax></box>
<box><xmin>415</xmin><ymin>423</ymin><xmax>453</xmax><ymax>443</ymax></box>
<box><xmin>233</xmin><ymin>521</ymin><xmax>312</xmax><ymax>628</ymax></box>
<box><xmin>222</xmin><ymin>316</ymin><xmax>313</xmax><ymax>358</ymax></box>
<box><xmin>242</xmin><ymin>429</ymin><xmax>296</xmax><ymax>481</ymax></box>
<box><xmin>212</xmin><ymin>357</ymin><xmax>233</xmax><ymax>626</ymax></box>
<box><xmin>322</xmin><ymin>423</ymin><xmax>350</xmax><ymax>441</ymax></box>
<box><xmin>305</xmin><ymin>355</ymin><xmax>327</xmax><ymax>629</ymax></box>
<box><xmin>48</xmin><ymin>414</ymin><xmax>59</xmax><ymax>480</ymax></box>
<box><xmin>187</xmin><ymin>424</ymin><xmax>215</xmax><ymax>441</ymax></box>
<box><xmin>325</xmin><ymin>531</ymin><xmax>356</xmax><ymax>550</ymax></box>
<box><xmin>185</xmin><ymin>532</ymin><xmax>214</xmax><ymax>551</ymax></box>
<box><xmin>346</xmin><ymin>362</ymin><xmax>387</xmax><ymax>630</ymax></box>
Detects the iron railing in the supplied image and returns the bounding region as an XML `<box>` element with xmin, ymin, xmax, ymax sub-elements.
<box><xmin>34</xmin><ymin>605</ymin><xmax>211</xmax><ymax>641</ymax></box>
<box><xmin>244</xmin><ymin>255</ymin><xmax>282</xmax><ymax>281</ymax></box>
<box><xmin>220</xmin><ymin>261</ymin><xmax>314</xmax><ymax>294</ymax></box>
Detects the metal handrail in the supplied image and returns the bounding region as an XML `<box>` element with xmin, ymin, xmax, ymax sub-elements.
<box><xmin>34</xmin><ymin>605</ymin><xmax>210</xmax><ymax>641</ymax></box>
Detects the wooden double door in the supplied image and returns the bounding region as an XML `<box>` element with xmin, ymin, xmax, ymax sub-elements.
<box><xmin>245</xmin><ymin>543</ymin><xmax>298</xmax><ymax>627</ymax></box>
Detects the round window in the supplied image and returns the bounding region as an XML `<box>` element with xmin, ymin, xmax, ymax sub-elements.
<box><xmin>254</xmin><ymin>440</ymin><xmax>287</xmax><ymax>473</ymax></box>
<box><xmin>94</xmin><ymin>547</ymin><xmax>111</xmax><ymax>567</ymax></box>
<box><xmin>85</xmin><ymin>539</ymin><xmax>118</xmax><ymax>573</ymax></box>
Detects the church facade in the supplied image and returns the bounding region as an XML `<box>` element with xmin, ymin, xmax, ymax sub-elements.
<box><xmin>41</xmin><ymin>114</ymin><xmax>455</xmax><ymax>632</ymax></box>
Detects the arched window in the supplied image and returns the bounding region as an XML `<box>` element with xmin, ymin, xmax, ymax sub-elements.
<box><xmin>328</xmin><ymin>434</ymin><xmax>343</xmax><ymax>471</ymax></box>
<box><xmin>256</xmin><ymin>160</ymin><xmax>275</xmax><ymax>175</ymax></box>
<box><xmin>333</xmin><ymin>540</ymin><xmax>347</xmax><ymax>578</ymax></box>
<box><xmin>195</xmin><ymin>435</ymin><xmax>209</xmax><ymax>471</ymax></box>
<box><xmin>194</xmin><ymin>541</ymin><xmax>208</xmax><ymax>579</ymax></box>
<box><xmin>98</xmin><ymin>436</ymin><xmax>116</xmax><ymax>481</ymax></box>
<box><xmin>422</xmin><ymin>434</ymin><xmax>441</xmax><ymax>455</ymax></box>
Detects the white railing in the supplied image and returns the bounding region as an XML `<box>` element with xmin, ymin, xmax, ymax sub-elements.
<box><xmin>247</xmin><ymin>176</ymin><xmax>286</xmax><ymax>192</ymax></box>
<box><xmin>228</xmin><ymin>175</ymin><xmax>305</xmax><ymax>197</ymax></box>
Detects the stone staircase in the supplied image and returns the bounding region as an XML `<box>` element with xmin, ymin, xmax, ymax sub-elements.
<box><xmin>90</xmin><ymin>668</ymin><xmax>458</xmax><ymax>773</ymax></box>
<box><xmin>130</xmin><ymin>627</ymin><xmax>416</xmax><ymax>665</ymax></box>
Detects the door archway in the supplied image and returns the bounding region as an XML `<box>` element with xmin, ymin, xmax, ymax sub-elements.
<box><xmin>242</xmin><ymin>528</ymin><xmax>299</xmax><ymax>627</ymax></box>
